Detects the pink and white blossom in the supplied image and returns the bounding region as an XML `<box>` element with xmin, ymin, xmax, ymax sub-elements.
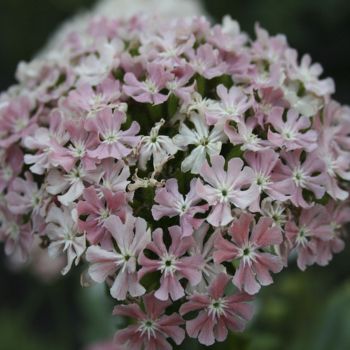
<box><xmin>173</xmin><ymin>113</ymin><xmax>226</xmax><ymax>174</ymax></box>
<box><xmin>152</xmin><ymin>178</ymin><xmax>208</xmax><ymax>237</ymax></box>
<box><xmin>196</xmin><ymin>155</ymin><xmax>259</xmax><ymax>226</ymax></box>
<box><xmin>180</xmin><ymin>273</ymin><xmax>254</xmax><ymax>346</ymax></box>
<box><xmin>86</xmin><ymin>214</ymin><xmax>150</xmax><ymax>300</ymax></box>
<box><xmin>114</xmin><ymin>293</ymin><xmax>185</xmax><ymax>350</ymax></box>
<box><xmin>87</xmin><ymin>108</ymin><xmax>140</xmax><ymax>160</ymax></box>
<box><xmin>214</xmin><ymin>213</ymin><xmax>283</xmax><ymax>294</ymax></box>
<box><xmin>138</xmin><ymin>226</ymin><xmax>203</xmax><ymax>301</ymax></box>
<box><xmin>45</xmin><ymin>205</ymin><xmax>86</xmax><ymax>275</ymax></box>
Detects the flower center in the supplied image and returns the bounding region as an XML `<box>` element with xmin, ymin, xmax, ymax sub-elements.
<box><xmin>160</xmin><ymin>254</ymin><xmax>177</xmax><ymax>276</ymax></box>
<box><xmin>144</xmin><ymin>79</ymin><xmax>158</xmax><ymax>94</ymax></box>
<box><xmin>296</xmin><ymin>226</ymin><xmax>310</xmax><ymax>246</ymax></box>
<box><xmin>102</xmin><ymin>131</ymin><xmax>119</xmax><ymax>144</ymax></box>
<box><xmin>256</xmin><ymin>173</ymin><xmax>271</xmax><ymax>189</ymax></box>
<box><xmin>292</xmin><ymin>167</ymin><xmax>306</xmax><ymax>187</ymax></box>
<box><xmin>208</xmin><ymin>298</ymin><xmax>227</xmax><ymax>318</ymax></box>
<box><xmin>138</xmin><ymin>319</ymin><xmax>158</xmax><ymax>340</ymax></box>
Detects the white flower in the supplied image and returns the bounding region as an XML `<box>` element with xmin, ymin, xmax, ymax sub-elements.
<box><xmin>173</xmin><ymin>113</ymin><xmax>226</xmax><ymax>174</ymax></box>
<box><xmin>45</xmin><ymin>205</ymin><xmax>86</xmax><ymax>275</ymax></box>
<box><xmin>138</xmin><ymin>119</ymin><xmax>179</xmax><ymax>170</ymax></box>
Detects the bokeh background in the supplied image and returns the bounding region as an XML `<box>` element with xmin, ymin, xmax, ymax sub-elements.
<box><xmin>1</xmin><ymin>0</ymin><xmax>350</xmax><ymax>349</ymax></box>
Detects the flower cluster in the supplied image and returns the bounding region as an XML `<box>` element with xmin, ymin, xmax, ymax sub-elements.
<box><xmin>1</xmin><ymin>13</ymin><xmax>350</xmax><ymax>349</ymax></box>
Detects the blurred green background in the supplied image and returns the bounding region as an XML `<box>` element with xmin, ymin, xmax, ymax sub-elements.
<box><xmin>0</xmin><ymin>1</ymin><xmax>350</xmax><ymax>349</ymax></box>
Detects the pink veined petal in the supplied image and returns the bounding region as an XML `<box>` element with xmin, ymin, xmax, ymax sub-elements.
<box><xmin>233</xmin><ymin>262</ymin><xmax>261</xmax><ymax>295</ymax></box>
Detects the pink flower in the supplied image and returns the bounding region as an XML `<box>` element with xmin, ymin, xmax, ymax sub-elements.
<box><xmin>0</xmin><ymin>145</ymin><xmax>23</xmax><ymax>192</ymax></box>
<box><xmin>0</xmin><ymin>95</ymin><xmax>37</xmax><ymax>148</ymax></box>
<box><xmin>186</xmin><ymin>44</ymin><xmax>227</xmax><ymax>79</ymax></box>
<box><xmin>114</xmin><ymin>293</ymin><xmax>185</xmax><ymax>350</ymax></box>
<box><xmin>138</xmin><ymin>226</ymin><xmax>203</xmax><ymax>301</ymax></box>
<box><xmin>286</xmin><ymin>50</ymin><xmax>335</xmax><ymax>96</ymax></box>
<box><xmin>180</xmin><ymin>273</ymin><xmax>254</xmax><ymax>346</ymax></box>
<box><xmin>244</xmin><ymin>149</ymin><xmax>291</xmax><ymax>210</ymax></box>
<box><xmin>87</xmin><ymin>108</ymin><xmax>140</xmax><ymax>160</ymax></box>
<box><xmin>267</xmin><ymin>107</ymin><xmax>318</xmax><ymax>152</ymax></box>
<box><xmin>86</xmin><ymin>214</ymin><xmax>150</xmax><ymax>300</ymax></box>
<box><xmin>272</xmin><ymin>150</ymin><xmax>326</xmax><ymax>208</ymax></box>
<box><xmin>188</xmin><ymin>224</ymin><xmax>224</xmax><ymax>293</ymax></box>
<box><xmin>152</xmin><ymin>178</ymin><xmax>208</xmax><ymax>237</ymax></box>
<box><xmin>45</xmin><ymin>205</ymin><xmax>86</xmax><ymax>275</ymax></box>
<box><xmin>166</xmin><ymin>64</ymin><xmax>195</xmax><ymax>103</ymax></box>
<box><xmin>173</xmin><ymin>113</ymin><xmax>226</xmax><ymax>174</ymax></box>
<box><xmin>46</xmin><ymin>166</ymin><xmax>102</xmax><ymax>206</ymax></box>
<box><xmin>99</xmin><ymin>159</ymin><xmax>131</xmax><ymax>193</ymax></box>
<box><xmin>285</xmin><ymin>205</ymin><xmax>333</xmax><ymax>270</ymax></box>
<box><xmin>123</xmin><ymin>63</ymin><xmax>172</xmax><ymax>105</ymax></box>
<box><xmin>196</xmin><ymin>155</ymin><xmax>259</xmax><ymax>226</ymax></box>
<box><xmin>315</xmin><ymin>118</ymin><xmax>350</xmax><ymax>200</ymax></box>
<box><xmin>206</xmin><ymin>84</ymin><xmax>251</xmax><ymax>125</ymax></box>
<box><xmin>5</xmin><ymin>173</ymin><xmax>48</xmax><ymax>232</ymax></box>
<box><xmin>313</xmin><ymin>201</ymin><xmax>350</xmax><ymax>266</ymax></box>
<box><xmin>214</xmin><ymin>213</ymin><xmax>283</xmax><ymax>294</ymax></box>
<box><xmin>50</xmin><ymin>120</ymin><xmax>99</xmax><ymax>172</ymax></box>
<box><xmin>138</xmin><ymin>120</ymin><xmax>178</xmax><ymax>170</ymax></box>
<box><xmin>77</xmin><ymin>186</ymin><xmax>127</xmax><ymax>245</ymax></box>
<box><xmin>23</xmin><ymin>110</ymin><xmax>69</xmax><ymax>175</ymax></box>
<box><xmin>0</xmin><ymin>207</ymin><xmax>33</xmax><ymax>262</ymax></box>
<box><xmin>224</xmin><ymin>117</ymin><xmax>269</xmax><ymax>151</ymax></box>
<box><xmin>66</xmin><ymin>78</ymin><xmax>123</xmax><ymax>118</ymax></box>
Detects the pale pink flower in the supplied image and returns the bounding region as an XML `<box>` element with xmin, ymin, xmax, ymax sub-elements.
<box><xmin>224</xmin><ymin>117</ymin><xmax>269</xmax><ymax>151</ymax></box>
<box><xmin>87</xmin><ymin>108</ymin><xmax>140</xmax><ymax>160</ymax></box>
<box><xmin>180</xmin><ymin>273</ymin><xmax>254</xmax><ymax>346</ymax></box>
<box><xmin>74</xmin><ymin>39</ymin><xmax>122</xmax><ymax>85</ymax></box>
<box><xmin>114</xmin><ymin>293</ymin><xmax>185</xmax><ymax>350</ymax></box>
<box><xmin>0</xmin><ymin>145</ymin><xmax>23</xmax><ymax>192</ymax></box>
<box><xmin>314</xmin><ymin>201</ymin><xmax>350</xmax><ymax>266</ymax></box>
<box><xmin>99</xmin><ymin>159</ymin><xmax>131</xmax><ymax>194</ymax></box>
<box><xmin>0</xmin><ymin>207</ymin><xmax>33</xmax><ymax>262</ymax></box>
<box><xmin>138</xmin><ymin>119</ymin><xmax>178</xmax><ymax>170</ymax></box>
<box><xmin>253</xmin><ymin>87</ymin><xmax>288</xmax><ymax>126</ymax></box>
<box><xmin>249</xmin><ymin>62</ymin><xmax>285</xmax><ymax>90</ymax></box>
<box><xmin>166</xmin><ymin>64</ymin><xmax>195</xmax><ymax>103</ymax></box>
<box><xmin>86</xmin><ymin>214</ymin><xmax>150</xmax><ymax>300</ymax></box>
<box><xmin>66</xmin><ymin>78</ymin><xmax>122</xmax><ymax>118</ymax></box>
<box><xmin>138</xmin><ymin>226</ymin><xmax>203</xmax><ymax>301</ymax></box>
<box><xmin>208</xmin><ymin>16</ymin><xmax>248</xmax><ymax>53</ymax></box>
<box><xmin>123</xmin><ymin>63</ymin><xmax>172</xmax><ymax>105</ymax></box>
<box><xmin>23</xmin><ymin>110</ymin><xmax>69</xmax><ymax>174</ymax></box>
<box><xmin>152</xmin><ymin>178</ymin><xmax>208</xmax><ymax>237</ymax></box>
<box><xmin>188</xmin><ymin>224</ymin><xmax>224</xmax><ymax>293</ymax></box>
<box><xmin>173</xmin><ymin>113</ymin><xmax>226</xmax><ymax>174</ymax></box>
<box><xmin>260</xmin><ymin>198</ymin><xmax>287</xmax><ymax>228</ymax></box>
<box><xmin>286</xmin><ymin>50</ymin><xmax>335</xmax><ymax>96</ymax></box>
<box><xmin>252</xmin><ymin>23</ymin><xmax>288</xmax><ymax>63</ymax></box>
<box><xmin>46</xmin><ymin>166</ymin><xmax>102</xmax><ymax>206</ymax></box>
<box><xmin>315</xmin><ymin>118</ymin><xmax>350</xmax><ymax>200</ymax></box>
<box><xmin>272</xmin><ymin>150</ymin><xmax>326</xmax><ymax>208</ymax></box>
<box><xmin>45</xmin><ymin>205</ymin><xmax>86</xmax><ymax>275</ymax></box>
<box><xmin>77</xmin><ymin>186</ymin><xmax>127</xmax><ymax>245</ymax></box>
<box><xmin>50</xmin><ymin>120</ymin><xmax>98</xmax><ymax>172</ymax></box>
<box><xmin>205</xmin><ymin>84</ymin><xmax>251</xmax><ymax>125</ymax></box>
<box><xmin>244</xmin><ymin>149</ymin><xmax>291</xmax><ymax>210</ymax></box>
<box><xmin>196</xmin><ymin>155</ymin><xmax>259</xmax><ymax>226</ymax></box>
<box><xmin>267</xmin><ymin>107</ymin><xmax>318</xmax><ymax>152</ymax></box>
<box><xmin>6</xmin><ymin>173</ymin><xmax>47</xmax><ymax>223</ymax></box>
<box><xmin>0</xmin><ymin>95</ymin><xmax>37</xmax><ymax>148</ymax></box>
<box><xmin>285</xmin><ymin>205</ymin><xmax>333</xmax><ymax>270</ymax></box>
<box><xmin>186</xmin><ymin>44</ymin><xmax>227</xmax><ymax>79</ymax></box>
<box><xmin>214</xmin><ymin>213</ymin><xmax>283</xmax><ymax>294</ymax></box>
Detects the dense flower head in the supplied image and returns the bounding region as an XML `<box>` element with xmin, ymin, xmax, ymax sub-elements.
<box><xmin>1</xmin><ymin>12</ymin><xmax>350</xmax><ymax>349</ymax></box>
